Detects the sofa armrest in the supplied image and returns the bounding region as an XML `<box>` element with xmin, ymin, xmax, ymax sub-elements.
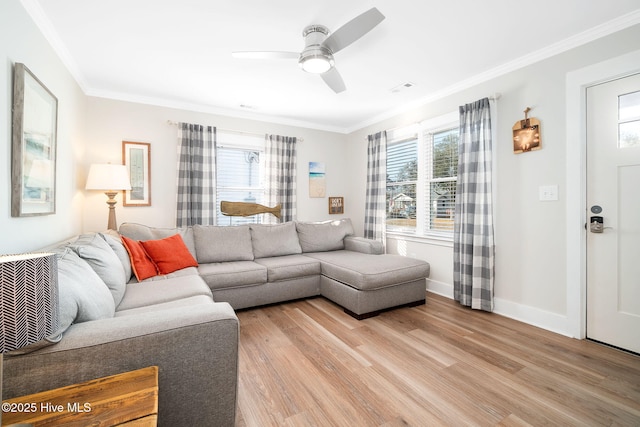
<box><xmin>3</xmin><ymin>302</ymin><xmax>239</xmax><ymax>427</ymax></box>
<box><xmin>344</xmin><ymin>236</ymin><xmax>384</xmax><ymax>255</ymax></box>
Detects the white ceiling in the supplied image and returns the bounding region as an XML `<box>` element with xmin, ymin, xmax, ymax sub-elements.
<box><xmin>24</xmin><ymin>0</ymin><xmax>640</xmax><ymax>133</ymax></box>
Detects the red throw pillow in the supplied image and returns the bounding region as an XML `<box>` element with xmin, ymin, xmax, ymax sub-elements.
<box><xmin>121</xmin><ymin>235</ymin><xmax>159</xmax><ymax>281</ymax></box>
<box><xmin>140</xmin><ymin>234</ymin><xmax>198</xmax><ymax>275</ymax></box>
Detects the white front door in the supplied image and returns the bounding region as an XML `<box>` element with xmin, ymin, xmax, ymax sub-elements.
<box><xmin>586</xmin><ymin>72</ymin><xmax>640</xmax><ymax>354</ymax></box>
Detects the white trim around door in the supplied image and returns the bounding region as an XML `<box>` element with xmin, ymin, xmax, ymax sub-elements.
<box><xmin>565</xmin><ymin>49</ymin><xmax>640</xmax><ymax>339</ymax></box>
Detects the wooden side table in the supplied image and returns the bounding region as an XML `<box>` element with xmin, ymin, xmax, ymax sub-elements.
<box><xmin>2</xmin><ymin>366</ymin><xmax>158</xmax><ymax>426</ymax></box>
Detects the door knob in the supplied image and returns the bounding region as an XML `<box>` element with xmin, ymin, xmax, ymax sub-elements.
<box><xmin>590</xmin><ymin>216</ymin><xmax>604</xmax><ymax>233</ymax></box>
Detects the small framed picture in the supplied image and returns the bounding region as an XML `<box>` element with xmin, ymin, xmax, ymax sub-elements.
<box><xmin>122</xmin><ymin>141</ymin><xmax>151</xmax><ymax>206</ymax></box>
<box><xmin>328</xmin><ymin>196</ymin><xmax>344</xmax><ymax>214</ymax></box>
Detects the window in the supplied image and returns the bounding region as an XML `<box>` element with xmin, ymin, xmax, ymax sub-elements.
<box><xmin>216</xmin><ymin>133</ymin><xmax>264</xmax><ymax>225</ymax></box>
<box><xmin>386</xmin><ymin>133</ymin><xmax>418</xmax><ymax>232</ymax></box>
<box><xmin>386</xmin><ymin>112</ymin><xmax>459</xmax><ymax>238</ymax></box>
<box><xmin>423</xmin><ymin>127</ymin><xmax>458</xmax><ymax>233</ymax></box>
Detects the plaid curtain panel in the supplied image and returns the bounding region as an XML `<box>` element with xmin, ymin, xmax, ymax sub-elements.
<box><xmin>453</xmin><ymin>97</ymin><xmax>495</xmax><ymax>311</ymax></box>
<box><xmin>264</xmin><ymin>135</ymin><xmax>297</xmax><ymax>223</ymax></box>
<box><xmin>176</xmin><ymin>123</ymin><xmax>217</xmax><ymax>226</ymax></box>
<box><xmin>364</xmin><ymin>131</ymin><xmax>387</xmax><ymax>244</ymax></box>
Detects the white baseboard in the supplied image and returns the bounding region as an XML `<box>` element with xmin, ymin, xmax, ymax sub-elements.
<box><xmin>425</xmin><ymin>279</ymin><xmax>574</xmax><ymax>338</ymax></box>
<box><xmin>426</xmin><ymin>278</ymin><xmax>452</xmax><ymax>298</ymax></box>
<box><xmin>493</xmin><ymin>298</ymin><xmax>574</xmax><ymax>338</ymax></box>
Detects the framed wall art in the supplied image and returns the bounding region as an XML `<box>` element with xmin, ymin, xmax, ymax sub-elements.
<box><xmin>11</xmin><ymin>63</ymin><xmax>58</xmax><ymax>217</ymax></box>
<box><xmin>122</xmin><ymin>141</ymin><xmax>151</xmax><ymax>206</ymax></box>
<box><xmin>328</xmin><ymin>196</ymin><xmax>344</xmax><ymax>214</ymax></box>
<box><xmin>309</xmin><ymin>161</ymin><xmax>326</xmax><ymax>198</ymax></box>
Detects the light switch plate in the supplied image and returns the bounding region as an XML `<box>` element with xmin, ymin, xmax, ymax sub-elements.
<box><xmin>539</xmin><ymin>185</ymin><xmax>559</xmax><ymax>201</ymax></box>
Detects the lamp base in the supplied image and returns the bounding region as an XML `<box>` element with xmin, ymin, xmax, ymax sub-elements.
<box><xmin>105</xmin><ymin>191</ymin><xmax>119</xmax><ymax>231</ymax></box>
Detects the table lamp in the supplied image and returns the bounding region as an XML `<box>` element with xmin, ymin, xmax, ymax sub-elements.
<box><xmin>0</xmin><ymin>253</ymin><xmax>59</xmax><ymax>425</ymax></box>
<box><xmin>86</xmin><ymin>164</ymin><xmax>132</xmax><ymax>230</ymax></box>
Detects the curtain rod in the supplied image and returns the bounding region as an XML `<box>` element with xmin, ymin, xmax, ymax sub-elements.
<box><xmin>166</xmin><ymin>120</ymin><xmax>303</xmax><ymax>142</ymax></box>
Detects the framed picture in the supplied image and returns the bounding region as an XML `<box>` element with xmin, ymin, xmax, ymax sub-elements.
<box><xmin>328</xmin><ymin>196</ymin><xmax>344</xmax><ymax>215</ymax></box>
<box><xmin>11</xmin><ymin>63</ymin><xmax>58</xmax><ymax>217</ymax></box>
<box><xmin>309</xmin><ymin>162</ymin><xmax>326</xmax><ymax>198</ymax></box>
<box><xmin>122</xmin><ymin>141</ymin><xmax>151</xmax><ymax>206</ymax></box>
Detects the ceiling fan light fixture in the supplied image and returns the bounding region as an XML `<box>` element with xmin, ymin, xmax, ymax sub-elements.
<box><xmin>300</xmin><ymin>56</ymin><xmax>333</xmax><ymax>74</ymax></box>
<box><xmin>298</xmin><ymin>47</ymin><xmax>334</xmax><ymax>74</ymax></box>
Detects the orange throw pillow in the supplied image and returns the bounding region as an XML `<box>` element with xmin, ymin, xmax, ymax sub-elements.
<box><xmin>140</xmin><ymin>234</ymin><xmax>198</xmax><ymax>275</ymax></box>
<box><xmin>121</xmin><ymin>235</ymin><xmax>159</xmax><ymax>281</ymax></box>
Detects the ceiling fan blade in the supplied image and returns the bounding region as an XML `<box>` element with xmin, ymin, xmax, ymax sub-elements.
<box><xmin>321</xmin><ymin>68</ymin><xmax>346</xmax><ymax>93</ymax></box>
<box><xmin>322</xmin><ymin>8</ymin><xmax>385</xmax><ymax>54</ymax></box>
<box><xmin>232</xmin><ymin>51</ymin><xmax>299</xmax><ymax>60</ymax></box>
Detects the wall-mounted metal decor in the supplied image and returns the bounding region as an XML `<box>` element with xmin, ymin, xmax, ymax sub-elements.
<box><xmin>11</xmin><ymin>63</ymin><xmax>58</xmax><ymax>217</ymax></box>
<box><xmin>512</xmin><ymin>107</ymin><xmax>541</xmax><ymax>154</ymax></box>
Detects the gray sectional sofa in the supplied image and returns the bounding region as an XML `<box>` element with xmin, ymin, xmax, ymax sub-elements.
<box><xmin>3</xmin><ymin>218</ymin><xmax>429</xmax><ymax>427</ymax></box>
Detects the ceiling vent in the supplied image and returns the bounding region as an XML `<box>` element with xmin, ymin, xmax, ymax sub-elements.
<box><xmin>391</xmin><ymin>82</ymin><xmax>416</xmax><ymax>93</ymax></box>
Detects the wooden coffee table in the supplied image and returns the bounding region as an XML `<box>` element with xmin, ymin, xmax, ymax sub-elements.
<box><xmin>1</xmin><ymin>366</ymin><xmax>158</xmax><ymax>426</ymax></box>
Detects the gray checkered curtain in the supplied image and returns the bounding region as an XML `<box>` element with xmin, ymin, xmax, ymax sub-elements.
<box><xmin>454</xmin><ymin>97</ymin><xmax>494</xmax><ymax>311</ymax></box>
<box><xmin>176</xmin><ymin>123</ymin><xmax>217</xmax><ymax>226</ymax></box>
<box><xmin>364</xmin><ymin>131</ymin><xmax>387</xmax><ymax>243</ymax></box>
<box><xmin>264</xmin><ymin>134</ymin><xmax>297</xmax><ymax>223</ymax></box>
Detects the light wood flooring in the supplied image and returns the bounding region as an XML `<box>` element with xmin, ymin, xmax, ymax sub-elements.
<box><xmin>235</xmin><ymin>292</ymin><xmax>640</xmax><ymax>426</ymax></box>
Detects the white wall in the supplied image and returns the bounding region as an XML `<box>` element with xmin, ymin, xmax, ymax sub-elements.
<box><xmin>82</xmin><ymin>97</ymin><xmax>349</xmax><ymax>232</ymax></box>
<box><xmin>346</xmin><ymin>24</ymin><xmax>640</xmax><ymax>337</ymax></box>
<box><xmin>0</xmin><ymin>0</ymin><xmax>86</xmax><ymax>253</ymax></box>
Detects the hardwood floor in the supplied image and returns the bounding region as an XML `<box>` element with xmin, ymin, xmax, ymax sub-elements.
<box><xmin>235</xmin><ymin>293</ymin><xmax>640</xmax><ymax>426</ymax></box>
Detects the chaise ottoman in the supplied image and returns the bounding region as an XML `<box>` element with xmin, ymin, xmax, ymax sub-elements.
<box><xmin>304</xmin><ymin>250</ymin><xmax>430</xmax><ymax>319</ymax></box>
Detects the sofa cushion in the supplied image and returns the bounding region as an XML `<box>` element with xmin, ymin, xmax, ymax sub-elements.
<box><xmin>254</xmin><ymin>255</ymin><xmax>321</xmax><ymax>282</ymax></box>
<box><xmin>140</xmin><ymin>234</ymin><xmax>199</xmax><ymax>275</ymax></box>
<box><xmin>99</xmin><ymin>231</ymin><xmax>133</xmax><ymax>281</ymax></box>
<box><xmin>304</xmin><ymin>250</ymin><xmax>430</xmax><ymax>291</ymax></box>
<box><xmin>69</xmin><ymin>233</ymin><xmax>127</xmax><ymax>306</ymax></box>
<box><xmin>119</xmin><ymin>222</ymin><xmax>196</xmax><ymax>258</ymax></box>
<box><xmin>198</xmin><ymin>261</ymin><xmax>266</xmax><ymax>290</ymax></box>
<box><xmin>295</xmin><ymin>219</ymin><xmax>355</xmax><ymax>252</ymax></box>
<box><xmin>250</xmin><ymin>222</ymin><xmax>302</xmax><ymax>258</ymax></box>
<box><xmin>115</xmin><ymin>295</ymin><xmax>214</xmax><ymax>317</ymax></box>
<box><xmin>53</xmin><ymin>248</ymin><xmax>116</xmax><ymax>338</ymax></box>
<box><xmin>129</xmin><ymin>266</ymin><xmax>199</xmax><ymax>283</ymax></box>
<box><xmin>117</xmin><ymin>274</ymin><xmax>212</xmax><ymax>311</ymax></box>
<box><xmin>121</xmin><ymin>236</ymin><xmax>159</xmax><ymax>281</ymax></box>
<box><xmin>193</xmin><ymin>225</ymin><xmax>254</xmax><ymax>263</ymax></box>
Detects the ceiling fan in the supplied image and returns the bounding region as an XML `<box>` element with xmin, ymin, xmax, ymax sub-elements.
<box><xmin>232</xmin><ymin>8</ymin><xmax>385</xmax><ymax>94</ymax></box>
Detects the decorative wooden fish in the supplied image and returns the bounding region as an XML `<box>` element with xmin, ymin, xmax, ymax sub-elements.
<box><xmin>220</xmin><ymin>201</ymin><xmax>281</xmax><ymax>218</ymax></box>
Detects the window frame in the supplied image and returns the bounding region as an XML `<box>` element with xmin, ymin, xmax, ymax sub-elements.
<box><xmin>386</xmin><ymin>111</ymin><xmax>459</xmax><ymax>241</ymax></box>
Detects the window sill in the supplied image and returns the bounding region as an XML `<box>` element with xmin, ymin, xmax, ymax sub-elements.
<box><xmin>386</xmin><ymin>231</ymin><xmax>453</xmax><ymax>248</ymax></box>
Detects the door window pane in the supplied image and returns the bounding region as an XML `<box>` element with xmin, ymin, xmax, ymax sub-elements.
<box><xmin>619</xmin><ymin>91</ymin><xmax>640</xmax><ymax>148</ymax></box>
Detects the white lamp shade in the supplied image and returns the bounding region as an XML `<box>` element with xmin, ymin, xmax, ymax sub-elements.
<box><xmin>85</xmin><ymin>164</ymin><xmax>132</xmax><ymax>191</ymax></box>
<box><xmin>0</xmin><ymin>253</ymin><xmax>59</xmax><ymax>353</ymax></box>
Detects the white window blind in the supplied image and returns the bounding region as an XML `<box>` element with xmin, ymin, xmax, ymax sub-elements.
<box><xmin>422</xmin><ymin>127</ymin><xmax>458</xmax><ymax>233</ymax></box>
<box><xmin>386</xmin><ymin>134</ymin><xmax>418</xmax><ymax>233</ymax></box>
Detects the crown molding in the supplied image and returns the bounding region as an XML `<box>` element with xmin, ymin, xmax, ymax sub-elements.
<box><xmin>20</xmin><ymin>0</ymin><xmax>89</xmax><ymax>92</ymax></box>
<box><xmin>85</xmin><ymin>88</ymin><xmax>350</xmax><ymax>134</ymax></box>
